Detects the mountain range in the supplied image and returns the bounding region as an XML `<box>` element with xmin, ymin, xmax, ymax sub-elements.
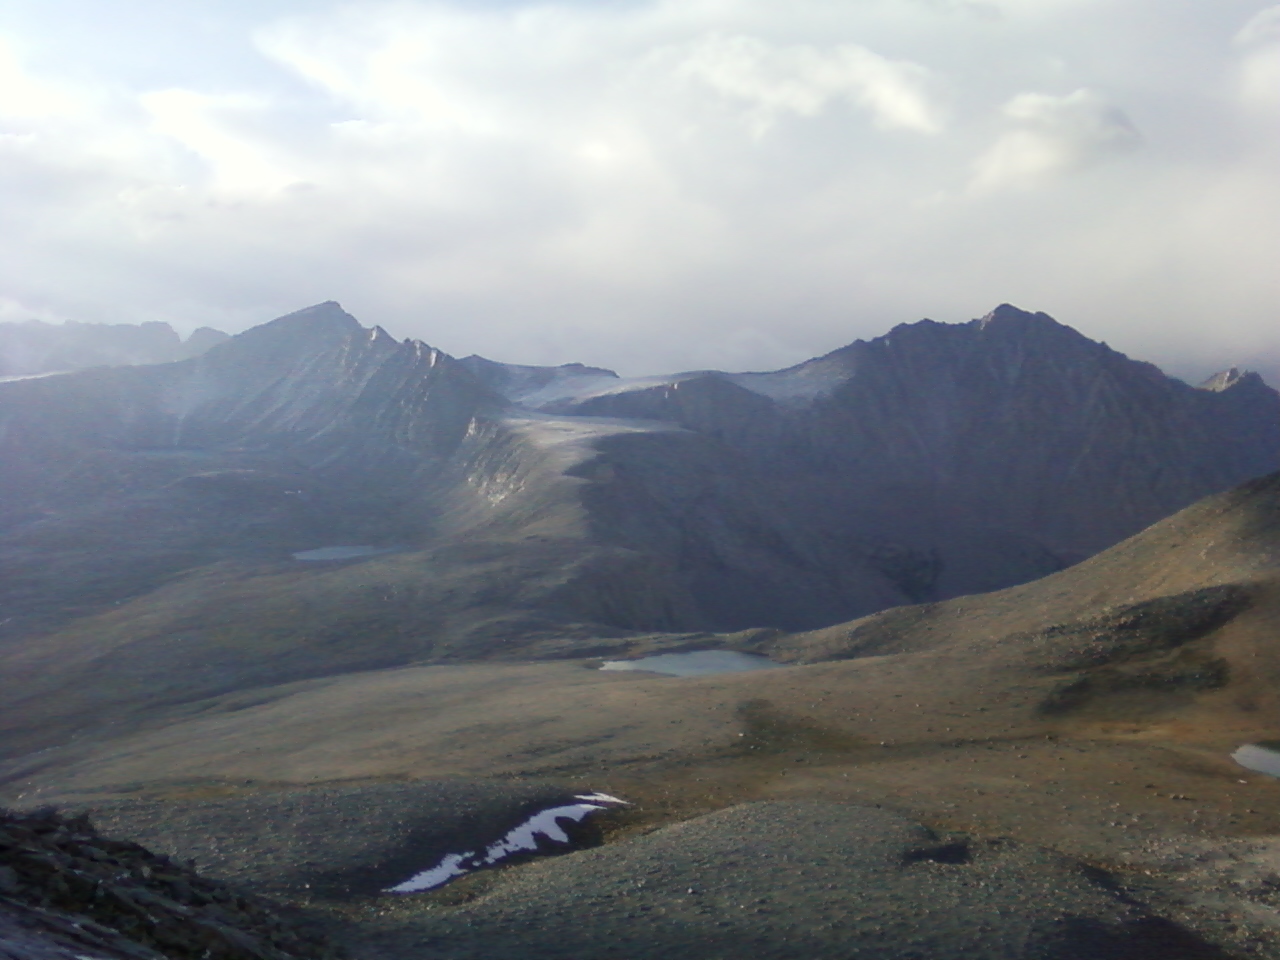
<box><xmin>1</xmin><ymin>301</ymin><xmax>1275</xmax><ymax>648</ymax></box>
<box><xmin>0</xmin><ymin>318</ymin><xmax>228</xmax><ymax>380</ymax></box>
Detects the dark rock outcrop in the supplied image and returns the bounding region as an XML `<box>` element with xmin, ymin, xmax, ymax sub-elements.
<box><xmin>0</xmin><ymin>806</ymin><xmax>335</xmax><ymax>960</ymax></box>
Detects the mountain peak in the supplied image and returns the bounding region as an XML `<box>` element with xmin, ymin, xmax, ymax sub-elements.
<box><xmin>270</xmin><ymin>301</ymin><xmax>363</xmax><ymax>333</ymax></box>
<box><xmin>1198</xmin><ymin>367</ymin><xmax>1267</xmax><ymax>393</ymax></box>
<box><xmin>977</xmin><ymin>303</ymin><xmax>1062</xmax><ymax>329</ymax></box>
<box><xmin>212</xmin><ymin>302</ymin><xmax>363</xmax><ymax>361</ymax></box>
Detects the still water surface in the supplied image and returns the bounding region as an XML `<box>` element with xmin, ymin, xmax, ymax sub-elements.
<box><xmin>600</xmin><ymin>650</ymin><xmax>783</xmax><ymax>677</ymax></box>
<box><xmin>1232</xmin><ymin>743</ymin><xmax>1280</xmax><ymax>777</ymax></box>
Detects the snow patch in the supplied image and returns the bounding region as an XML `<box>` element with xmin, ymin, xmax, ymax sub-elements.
<box><xmin>0</xmin><ymin>370</ymin><xmax>72</xmax><ymax>383</ymax></box>
<box><xmin>511</xmin><ymin>364</ymin><xmax>853</xmax><ymax>410</ymax></box>
<box><xmin>724</xmin><ymin>357</ymin><xmax>853</xmax><ymax>402</ymax></box>
<box><xmin>385</xmin><ymin>794</ymin><xmax>630</xmax><ymax>894</ymax></box>
<box><xmin>504</xmin><ymin>412</ymin><xmax>681</xmax><ymax>450</ymax></box>
<box><xmin>387</xmin><ymin>852</ymin><xmax>473</xmax><ymax>893</ymax></box>
<box><xmin>515</xmin><ymin>372</ymin><xmax>706</xmax><ymax>409</ymax></box>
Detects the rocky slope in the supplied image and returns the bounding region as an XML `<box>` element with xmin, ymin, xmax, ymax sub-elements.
<box><xmin>525</xmin><ymin>305</ymin><xmax>1279</xmax><ymax>604</ymax></box>
<box><xmin>358</xmin><ymin>801</ymin><xmax>1228</xmax><ymax>960</ymax></box>
<box><xmin>0</xmin><ymin>806</ymin><xmax>335</xmax><ymax>960</ymax></box>
<box><xmin>70</xmin><ymin>792</ymin><xmax>1237</xmax><ymax>960</ymax></box>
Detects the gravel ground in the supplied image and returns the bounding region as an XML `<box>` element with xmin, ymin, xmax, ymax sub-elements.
<box><xmin>354</xmin><ymin>800</ymin><xmax>1229</xmax><ymax>960</ymax></box>
<box><xmin>81</xmin><ymin>779</ymin><xmax>587</xmax><ymax>900</ymax></box>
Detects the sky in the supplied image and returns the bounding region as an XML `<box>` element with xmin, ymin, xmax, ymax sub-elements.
<box><xmin>0</xmin><ymin>0</ymin><xmax>1276</xmax><ymax>379</ymax></box>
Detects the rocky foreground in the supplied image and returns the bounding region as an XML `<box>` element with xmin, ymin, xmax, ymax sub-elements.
<box><xmin>0</xmin><ymin>806</ymin><xmax>335</xmax><ymax>960</ymax></box>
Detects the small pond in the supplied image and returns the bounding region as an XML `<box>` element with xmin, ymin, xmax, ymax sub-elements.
<box><xmin>599</xmin><ymin>650</ymin><xmax>783</xmax><ymax>678</ymax></box>
<box><xmin>292</xmin><ymin>545</ymin><xmax>397</xmax><ymax>561</ymax></box>
<box><xmin>1232</xmin><ymin>742</ymin><xmax>1280</xmax><ymax>778</ymax></box>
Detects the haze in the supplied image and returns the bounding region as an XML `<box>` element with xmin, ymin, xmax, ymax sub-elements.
<box><xmin>0</xmin><ymin>0</ymin><xmax>1276</xmax><ymax>378</ymax></box>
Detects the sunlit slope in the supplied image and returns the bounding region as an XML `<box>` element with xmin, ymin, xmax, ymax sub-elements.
<box><xmin>768</xmin><ymin>468</ymin><xmax>1280</xmax><ymax>669</ymax></box>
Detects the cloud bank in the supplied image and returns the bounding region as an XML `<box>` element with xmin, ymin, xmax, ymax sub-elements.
<box><xmin>0</xmin><ymin>0</ymin><xmax>1275</xmax><ymax>378</ymax></box>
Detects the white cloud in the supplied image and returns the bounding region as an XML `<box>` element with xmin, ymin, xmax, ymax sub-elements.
<box><xmin>255</xmin><ymin>9</ymin><xmax>485</xmax><ymax>130</ymax></box>
<box><xmin>0</xmin><ymin>37</ymin><xmax>82</xmax><ymax>120</ymax></box>
<box><xmin>675</xmin><ymin>34</ymin><xmax>944</xmax><ymax>134</ymax></box>
<box><xmin>142</xmin><ymin>90</ymin><xmax>303</xmax><ymax>194</ymax></box>
<box><xmin>1235</xmin><ymin>6</ymin><xmax>1280</xmax><ymax>109</ymax></box>
<box><xmin>970</xmin><ymin>89</ymin><xmax>1141</xmax><ymax>191</ymax></box>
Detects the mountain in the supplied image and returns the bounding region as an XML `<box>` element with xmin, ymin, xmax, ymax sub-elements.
<box><xmin>523</xmin><ymin>304</ymin><xmax>1278</xmax><ymax>577</ymax></box>
<box><xmin>0</xmin><ymin>301</ymin><xmax>1276</xmax><ymax>761</ymax></box>
<box><xmin>474</xmin><ymin>303</ymin><xmax>1279</xmax><ymax>625</ymax></box>
<box><xmin>0</xmin><ymin>318</ymin><xmax>228</xmax><ymax>379</ymax></box>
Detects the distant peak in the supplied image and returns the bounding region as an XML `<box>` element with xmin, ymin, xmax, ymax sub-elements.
<box><xmin>1199</xmin><ymin>367</ymin><xmax>1264</xmax><ymax>392</ymax></box>
<box><xmin>218</xmin><ymin>302</ymin><xmax>364</xmax><ymax>356</ymax></box>
<box><xmin>272</xmin><ymin>301</ymin><xmax>363</xmax><ymax>331</ymax></box>
<box><xmin>183</xmin><ymin>325</ymin><xmax>227</xmax><ymax>344</ymax></box>
<box><xmin>253</xmin><ymin>301</ymin><xmax>363</xmax><ymax>337</ymax></box>
<box><xmin>177</xmin><ymin>325</ymin><xmax>229</xmax><ymax>360</ymax></box>
<box><xmin>977</xmin><ymin>304</ymin><xmax>1061</xmax><ymax>329</ymax></box>
<box><xmin>869</xmin><ymin>304</ymin><xmax>1081</xmax><ymax>350</ymax></box>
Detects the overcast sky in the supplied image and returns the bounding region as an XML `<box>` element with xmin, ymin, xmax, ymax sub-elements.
<box><xmin>0</xmin><ymin>0</ymin><xmax>1276</xmax><ymax>378</ymax></box>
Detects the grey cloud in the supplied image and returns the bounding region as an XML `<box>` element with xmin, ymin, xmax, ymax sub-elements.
<box><xmin>1235</xmin><ymin>5</ymin><xmax>1280</xmax><ymax>45</ymax></box>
